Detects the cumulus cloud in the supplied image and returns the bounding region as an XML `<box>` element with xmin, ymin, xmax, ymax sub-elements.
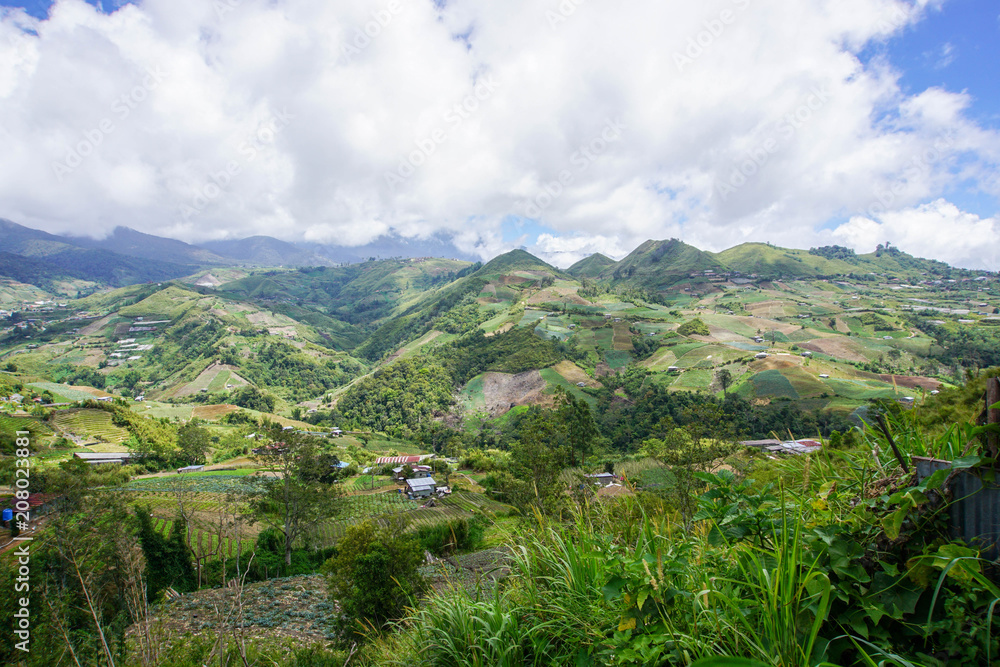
<box><xmin>0</xmin><ymin>0</ymin><xmax>997</xmax><ymax>267</ymax></box>
<box><xmin>831</xmin><ymin>200</ymin><xmax>1000</xmax><ymax>270</ymax></box>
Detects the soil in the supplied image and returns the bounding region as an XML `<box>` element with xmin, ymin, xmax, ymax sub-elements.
<box><xmin>877</xmin><ymin>374</ymin><xmax>943</xmax><ymax>391</ymax></box>
<box><xmin>480</xmin><ymin>370</ymin><xmax>547</xmax><ymax>417</ymax></box>
<box><xmin>798</xmin><ymin>338</ymin><xmax>869</xmax><ymax>363</ymax></box>
<box><xmin>551</xmin><ymin>360</ymin><xmax>601</xmax><ymax>388</ymax></box>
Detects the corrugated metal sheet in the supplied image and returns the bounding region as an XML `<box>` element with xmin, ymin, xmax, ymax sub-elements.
<box><xmin>915</xmin><ymin>457</ymin><xmax>1000</xmax><ymax>560</ymax></box>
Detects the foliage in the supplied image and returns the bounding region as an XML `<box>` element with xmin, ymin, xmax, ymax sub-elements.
<box><xmin>324</xmin><ymin>520</ymin><xmax>425</xmax><ymax>640</ymax></box>
<box><xmin>337</xmin><ymin>357</ymin><xmax>454</xmax><ymax>434</ymax></box>
<box><xmin>414</xmin><ymin>516</ymin><xmax>486</xmax><ymax>556</ymax></box>
<box><xmin>809</xmin><ymin>245</ymin><xmax>858</xmax><ymax>261</ymax></box>
<box><xmin>244</xmin><ymin>432</ymin><xmax>346</xmax><ymax>567</ymax></box>
<box><xmin>677</xmin><ymin>318</ymin><xmax>710</xmax><ymax>337</ymax></box>
<box><xmin>135</xmin><ymin>506</ymin><xmax>197</xmax><ymax>600</ymax></box>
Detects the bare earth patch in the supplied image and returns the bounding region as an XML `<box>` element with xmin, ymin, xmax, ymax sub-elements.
<box><xmin>481</xmin><ymin>370</ymin><xmax>547</xmax><ymax>417</ymax></box>
<box><xmin>78</xmin><ymin>314</ymin><xmax>113</xmax><ymax>336</ymax></box>
<box><xmin>192</xmin><ymin>404</ymin><xmax>241</xmax><ymax>420</ymax></box>
<box><xmin>799</xmin><ymin>338</ymin><xmax>870</xmax><ymax>363</ymax></box>
<box><xmin>878</xmin><ymin>374</ymin><xmax>943</xmax><ymax>391</ymax></box>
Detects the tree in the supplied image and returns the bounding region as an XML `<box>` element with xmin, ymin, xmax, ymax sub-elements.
<box><xmin>485</xmin><ymin>411</ymin><xmax>571</xmax><ymax>514</ymax></box>
<box><xmin>324</xmin><ymin>520</ymin><xmax>425</xmax><ymax>639</ymax></box>
<box><xmin>176</xmin><ymin>420</ymin><xmax>210</xmax><ymax>465</ymax></box>
<box><xmin>716</xmin><ymin>368</ymin><xmax>733</xmax><ymax>398</ymax></box>
<box><xmin>244</xmin><ymin>431</ymin><xmax>343</xmax><ymax>567</ymax></box>
<box><xmin>557</xmin><ymin>389</ymin><xmax>599</xmax><ymax>466</ymax></box>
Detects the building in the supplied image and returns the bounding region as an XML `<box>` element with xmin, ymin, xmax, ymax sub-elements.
<box><xmin>584</xmin><ymin>472</ymin><xmax>617</xmax><ymax>487</ymax></box>
<box><xmin>73</xmin><ymin>452</ymin><xmax>134</xmax><ymax>465</ymax></box>
<box><xmin>393</xmin><ymin>465</ymin><xmax>432</xmax><ymax>481</ymax></box>
<box><xmin>405</xmin><ymin>476</ymin><xmax>438</xmax><ymax>498</ymax></box>
<box><xmin>375</xmin><ymin>455</ymin><xmax>425</xmax><ymax>465</ymax></box>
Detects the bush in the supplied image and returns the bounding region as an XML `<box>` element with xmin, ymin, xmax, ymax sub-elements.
<box><xmin>415</xmin><ymin>517</ymin><xmax>486</xmax><ymax>556</ymax></box>
<box><xmin>324</xmin><ymin>521</ymin><xmax>425</xmax><ymax>640</ymax></box>
<box><xmin>677</xmin><ymin>318</ymin><xmax>710</xmax><ymax>337</ymax></box>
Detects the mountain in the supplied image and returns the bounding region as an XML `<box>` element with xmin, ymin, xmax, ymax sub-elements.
<box><xmin>200</xmin><ymin>237</ymin><xmax>335</xmax><ymax>267</ymax></box>
<box><xmin>714</xmin><ymin>243</ymin><xmax>858</xmax><ymax>279</ymax></box>
<box><xmin>566</xmin><ymin>253</ymin><xmax>616</xmax><ymax>279</ymax></box>
<box><xmin>300</xmin><ymin>233</ymin><xmax>479</xmax><ymax>264</ymax></box>
<box><xmin>472</xmin><ymin>249</ymin><xmax>563</xmax><ymax>279</ymax></box>
<box><xmin>0</xmin><ymin>219</ymin><xmax>201</xmax><ymax>289</ymax></box>
<box><xmin>69</xmin><ymin>226</ymin><xmax>231</xmax><ymax>266</ymax></box>
<box><xmin>601</xmin><ymin>239</ymin><xmax>723</xmax><ymax>291</ymax></box>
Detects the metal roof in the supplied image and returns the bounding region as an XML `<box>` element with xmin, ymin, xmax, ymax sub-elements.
<box><xmin>376</xmin><ymin>456</ymin><xmax>423</xmax><ymax>465</ymax></box>
<box><xmin>405</xmin><ymin>477</ymin><xmax>437</xmax><ymax>489</ymax></box>
<box><xmin>73</xmin><ymin>452</ymin><xmax>133</xmax><ymax>460</ymax></box>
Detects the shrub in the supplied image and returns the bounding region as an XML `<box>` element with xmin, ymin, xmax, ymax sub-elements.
<box><xmin>677</xmin><ymin>318</ymin><xmax>710</xmax><ymax>337</ymax></box>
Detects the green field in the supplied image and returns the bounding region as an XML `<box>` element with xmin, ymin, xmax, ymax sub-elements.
<box><xmin>750</xmin><ymin>370</ymin><xmax>800</xmax><ymax>399</ymax></box>
<box><xmin>52</xmin><ymin>409</ymin><xmax>129</xmax><ymax>444</ymax></box>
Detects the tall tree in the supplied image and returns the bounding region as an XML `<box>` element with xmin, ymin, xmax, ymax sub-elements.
<box><xmin>557</xmin><ymin>389</ymin><xmax>600</xmax><ymax>466</ymax></box>
<box><xmin>244</xmin><ymin>431</ymin><xmax>344</xmax><ymax>567</ymax></box>
<box><xmin>715</xmin><ymin>368</ymin><xmax>733</xmax><ymax>398</ymax></box>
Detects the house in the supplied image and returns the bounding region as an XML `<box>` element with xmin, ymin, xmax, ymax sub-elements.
<box><xmin>405</xmin><ymin>476</ymin><xmax>438</xmax><ymax>498</ymax></box>
<box><xmin>819</xmin><ymin>374</ymin><xmax>830</xmax><ymax>379</ymax></box>
<box><xmin>584</xmin><ymin>472</ymin><xmax>617</xmax><ymax>487</ymax></box>
<box><xmin>667</xmin><ymin>366</ymin><xmax>680</xmax><ymax>372</ymax></box>
<box><xmin>9</xmin><ymin>393</ymin><xmax>23</xmax><ymax>403</ymax></box>
<box><xmin>393</xmin><ymin>465</ymin><xmax>432</xmax><ymax>481</ymax></box>
<box><xmin>800</xmin><ymin>351</ymin><xmax>812</xmax><ymax>357</ymax></box>
<box><xmin>177</xmin><ymin>465</ymin><xmax>205</xmax><ymax>474</ymax></box>
<box><xmin>375</xmin><ymin>455</ymin><xmax>425</xmax><ymax>465</ymax></box>
<box><xmin>73</xmin><ymin>452</ymin><xmax>134</xmax><ymax>465</ymax></box>
<box><xmin>755</xmin><ymin>352</ymin><xmax>768</xmax><ymax>359</ymax></box>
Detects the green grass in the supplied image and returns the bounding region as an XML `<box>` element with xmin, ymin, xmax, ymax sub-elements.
<box><xmin>751</xmin><ymin>370</ymin><xmax>800</xmax><ymax>399</ymax></box>
<box><xmin>538</xmin><ymin>368</ymin><xmax>597</xmax><ymax>407</ymax></box>
<box><xmin>604</xmin><ymin>350</ymin><xmax>632</xmax><ymax>370</ymax></box>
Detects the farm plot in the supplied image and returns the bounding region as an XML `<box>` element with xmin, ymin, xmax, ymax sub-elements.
<box><xmin>0</xmin><ymin>415</ymin><xmax>51</xmax><ymax>437</ymax></box>
<box><xmin>51</xmin><ymin>409</ymin><xmax>129</xmax><ymax>444</ymax></box>
<box><xmin>612</xmin><ymin>323</ymin><xmax>634</xmax><ymax>350</ymax></box>
<box><xmin>539</xmin><ymin>368</ymin><xmax>597</xmax><ymax>407</ymax></box>
<box><xmin>641</xmin><ymin>347</ymin><xmax>678</xmax><ymax>372</ymax></box>
<box><xmin>750</xmin><ymin>370</ymin><xmax>799</xmax><ymax>399</ymax></box>
<box><xmin>603</xmin><ymin>350</ymin><xmax>632</xmax><ymax>370</ymax></box>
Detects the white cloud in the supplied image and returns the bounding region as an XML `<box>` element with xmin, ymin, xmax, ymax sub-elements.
<box><xmin>0</xmin><ymin>0</ymin><xmax>997</xmax><ymax>268</ymax></box>
<box><xmin>831</xmin><ymin>199</ymin><xmax>1000</xmax><ymax>270</ymax></box>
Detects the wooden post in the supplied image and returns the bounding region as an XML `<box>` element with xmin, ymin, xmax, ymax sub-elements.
<box><xmin>986</xmin><ymin>377</ymin><xmax>1000</xmax><ymax>460</ymax></box>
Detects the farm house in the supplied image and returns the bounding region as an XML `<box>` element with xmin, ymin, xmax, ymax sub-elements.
<box><xmin>405</xmin><ymin>477</ymin><xmax>438</xmax><ymax>498</ymax></box>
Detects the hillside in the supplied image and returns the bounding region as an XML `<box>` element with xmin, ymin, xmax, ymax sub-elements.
<box><xmin>566</xmin><ymin>252</ymin><xmax>616</xmax><ymax>278</ymax></box>
<box><xmin>715</xmin><ymin>243</ymin><xmax>859</xmax><ymax>279</ymax></box>
<box><xmin>598</xmin><ymin>238</ymin><xmax>723</xmax><ymax>291</ymax></box>
<box><xmin>68</xmin><ymin>226</ymin><xmax>232</xmax><ymax>266</ymax></box>
<box><xmin>200</xmin><ymin>236</ymin><xmax>335</xmax><ymax>267</ymax></box>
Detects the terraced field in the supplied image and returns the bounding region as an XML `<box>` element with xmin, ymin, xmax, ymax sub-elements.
<box><xmin>52</xmin><ymin>409</ymin><xmax>129</xmax><ymax>444</ymax></box>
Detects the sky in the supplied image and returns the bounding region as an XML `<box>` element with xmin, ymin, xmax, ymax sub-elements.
<box><xmin>0</xmin><ymin>0</ymin><xmax>998</xmax><ymax>269</ymax></box>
